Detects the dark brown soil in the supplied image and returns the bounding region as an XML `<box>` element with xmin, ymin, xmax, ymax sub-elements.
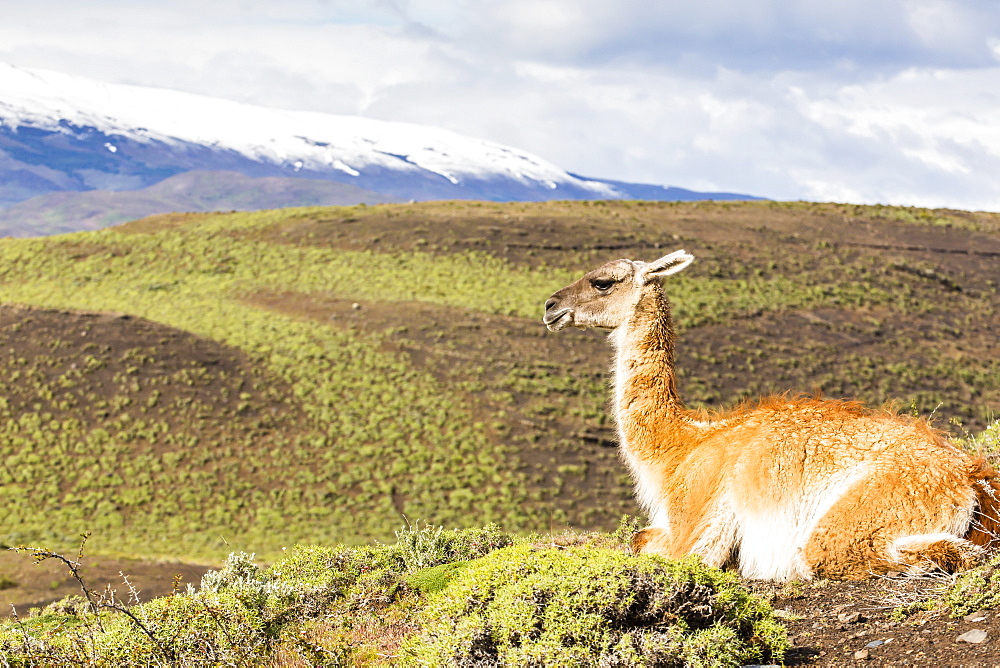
<box><xmin>0</xmin><ymin>303</ymin><xmax>302</xmax><ymax>439</ymax></box>
<box><xmin>0</xmin><ymin>549</ymin><xmax>211</xmax><ymax>617</ymax></box>
<box><xmin>250</xmin><ymin>200</ymin><xmax>1000</xmax><ymax>280</ymax></box>
<box><xmin>756</xmin><ymin>576</ymin><xmax>1000</xmax><ymax>666</ymax></box>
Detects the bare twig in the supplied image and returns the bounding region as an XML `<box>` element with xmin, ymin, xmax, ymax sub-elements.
<box><xmin>10</xmin><ymin>534</ymin><xmax>178</xmax><ymax>663</ymax></box>
<box><xmin>12</xmin><ymin>533</ymin><xmax>103</xmax><ymax>626</ymax></box>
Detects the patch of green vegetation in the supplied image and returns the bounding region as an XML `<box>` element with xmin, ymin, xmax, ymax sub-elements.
<box><xmin>99</xmin><ymin>590</ymin><xmax>272</xmax><ymax>665</ymax></box>
<box><xmin>960</xmin><ymin>419</ymin><xmax>1000</xmax><ymax>453</ymax></box>
<box><xmin>916</xmin><ymin>548</ymin><xmax>1000</xmax><ymax>620</ymax></box>
<box><xmin>404</xmin><ymin>561</ymin><xmax>470</xmax><ymax>594</ymax></box>
<box><xmin>405</xmin><ymin>544</ymin><xmax>787</xmax><ymax>666</ymax></box>
<box><xmin>0</xmin><ymin>524</ymin><xmax>787</xmax><ymax>666</ymax></box>
<box><xmin>0</xmin><ymin>524</ymin><xmax>510</xmax><ymax>664</ymax></box>
<box><xmin>866</xmin><ymin>204</ymin><xmax>961</xmax><ymax>229</ymax></box>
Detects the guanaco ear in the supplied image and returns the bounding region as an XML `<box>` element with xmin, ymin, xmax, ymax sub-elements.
<box><xmin>638</xmin><ymin>250</ymin><xmax>694</xmax><ymax>283</ymax></box>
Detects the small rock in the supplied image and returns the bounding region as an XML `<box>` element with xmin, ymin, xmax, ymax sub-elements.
<box><xmin>957</xmin><ymin>629</ymin><xmax>988</xmax><ymax>644</ymax></box>
<box><xmin>865</xmin><ymin>640</ymin><xmax>886</xmax><ymax>649</ymax></box>
<box><xmin>854</xmin><ymin>649</ymin><xmax>870</xmax><ymax>660</ymax></box>
<box><xmin>964</xmin><ymin>611</ymin><xmax>988</xmax><ymax>623</ymax></box>
<box><xmin>838</xmin><ymin>611</ymin><xmax>862</xmax><ymax>624</ymax></box>
<box><xmin>351</xmin><ymin>302</ymin><xmax>362</xmax><ymax>310</ymax></box>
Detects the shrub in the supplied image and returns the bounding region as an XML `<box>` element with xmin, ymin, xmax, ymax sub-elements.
<box><xmin>404</xmin><ymin>545</ymin><xmax>788</xmax><ymax>667</ymax></box>
<box><xmin>96</xmin><ymin>590</ymin><xmax>271</xmax><ymax>665</ymax></box>
<box><xmin>196</xmin><ymin>551</ymin><xmax>302</xmax><ymax>610</ymax></box>
<box><xmin>939</xmin><ymin>551</ymin><xmax>1000</xmax><ymax>618</ymax></box>
<box><xmin>964</xmin><ymin>419</ymin><xmax>1000</xmax><ymax>454</ymax></box>
<box><xmin>266</xmin><ymin>543</ymin><xmax>388</xmax><ymax>593</ymax></box>
<box><xmin>264</xmin><ymin>524</ymin><xmax>516</xmax><ymax>614</ymax></box>
<box><xmin>387</xmin><ymin>522</ymin><xmax>515</xmax><ymax>571</ymax></box>
<box><xmin>41</xmin><ymin>595</ymin><xmax>90</xmax><ymax>616</ymax></box>
<box><xmin>268</xmin><ymin>523</ymin><xmax>514</xmax><ymax>590</ymax></box>
<box><xmin>0</xmin><ymin>590</ymin><xmax>271</xmax><ymax>666</ymax></box>
<box><xmin>0</xmin><ymin>525</ymin><xmax>786</xmax><ymax>665</ymax></box>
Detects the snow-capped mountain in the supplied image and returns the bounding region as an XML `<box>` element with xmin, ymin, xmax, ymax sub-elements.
<box><xmin>0</xmin><ymin>63</ymin><xmax>758</xmax><ymax>208</ymax></box>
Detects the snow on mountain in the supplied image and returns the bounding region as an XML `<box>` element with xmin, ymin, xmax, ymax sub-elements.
<box><xmin>0</xmin><ymin>63</ymin><xmax>628</xmax><ymax>203</ymax></box>
<box><xmin>0</xmin><ymin>63</ymin><xmax>761</xmax><ymax>211</ymax></box>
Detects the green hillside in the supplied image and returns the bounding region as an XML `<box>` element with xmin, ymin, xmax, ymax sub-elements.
<box><xmin>0</xmin><ymin>200</ymin><xmax>998</xmax><ymax>565</ymax></box>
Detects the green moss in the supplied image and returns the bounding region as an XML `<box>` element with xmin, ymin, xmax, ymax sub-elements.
<box><xmin>404</xmin><ymin>545</ymin><xmax>788</xmax><ymax>666</ymax></box>
<box><xmin>404</xmin><ymin>561</ymin><xmax>470</xmax><ymax>594</ymax></box>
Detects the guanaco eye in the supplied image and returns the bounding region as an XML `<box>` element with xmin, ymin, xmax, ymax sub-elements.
<box><xmin>590</xmin><ymin>278</ymin><xmax>615</xmax><ymax>292</ymax></box>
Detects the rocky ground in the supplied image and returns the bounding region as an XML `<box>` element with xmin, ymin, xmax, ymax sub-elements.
<box><xmin>753</xmin><ymin>576</ymin><xmax>1000</xmax><ymax>666</ymax></box>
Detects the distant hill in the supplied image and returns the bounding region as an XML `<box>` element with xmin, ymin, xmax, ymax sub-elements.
<box><xmin>0</xmin><ymin>170</ymin><xmax>398</xmax><ymax>236</ymax></box>
<box><xmin>0</xmin><ymin>63</ymin><xmax>760</xmax><ymax>215</ymax></box>
<box><xmin>0</xmin><ymin>198</ymin><xmax>996</xmax><ymax>565</ymax></box>
<box><xmin>576</xmin><ymin>176</ymin><xmax>760</xmax><ymax>202</ymax></box>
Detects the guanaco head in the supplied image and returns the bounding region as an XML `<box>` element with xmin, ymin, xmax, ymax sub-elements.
<box><xmin>543</xmin><ymin>249</ymin><xmax>694</xmax><ymax>332</ymax></box>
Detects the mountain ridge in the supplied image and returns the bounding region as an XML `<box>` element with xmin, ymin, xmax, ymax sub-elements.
<box><xmin>0</xmin><ymin>63</ymin><xmax>760</xmax><ymax>218</ymax></box>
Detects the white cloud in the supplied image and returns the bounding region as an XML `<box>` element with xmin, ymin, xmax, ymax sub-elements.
<box><xmin>2</xmin><ymin>1</ymin><xmax>1000</xmax><ymax>209</ymax></box>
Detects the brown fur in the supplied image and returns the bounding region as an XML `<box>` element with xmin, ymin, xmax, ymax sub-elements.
<box><xmin>966</xmin><ymin>457</ymin><xmax>1000</xmax><ymax>549</ymax></box>
<box><xmin>543</xmin><ymin>251</ymin><xmax>996</xmax><ymax>581</ymax></box>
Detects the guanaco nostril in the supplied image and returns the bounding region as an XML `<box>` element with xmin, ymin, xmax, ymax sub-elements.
<box><xmin>544</xmin><ymin>298</ymin><xmax>558</xmax><ymax>311</ymax></box>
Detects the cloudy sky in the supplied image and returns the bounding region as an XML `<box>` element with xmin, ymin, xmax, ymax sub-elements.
<box><xmin>3</xmin><ymin>1</ymin><xmax>1000</xmax><ymax>210</ymax></box>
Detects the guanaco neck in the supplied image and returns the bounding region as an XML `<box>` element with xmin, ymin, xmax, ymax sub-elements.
<box><xmin>609</xmin><ymin>283</ymin><xmax>689</xmax><ymax>458</ymax></box>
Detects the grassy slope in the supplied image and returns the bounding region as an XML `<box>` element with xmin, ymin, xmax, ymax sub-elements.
<box><xmin>0</xmin><ymin>200</ymin><xmax>997</xmax><ymax>565</ymax></box>
<box><xmin>0</xmin><ymin>171</ymin><xmax>398</xmax><ymax>237</ymax></box>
